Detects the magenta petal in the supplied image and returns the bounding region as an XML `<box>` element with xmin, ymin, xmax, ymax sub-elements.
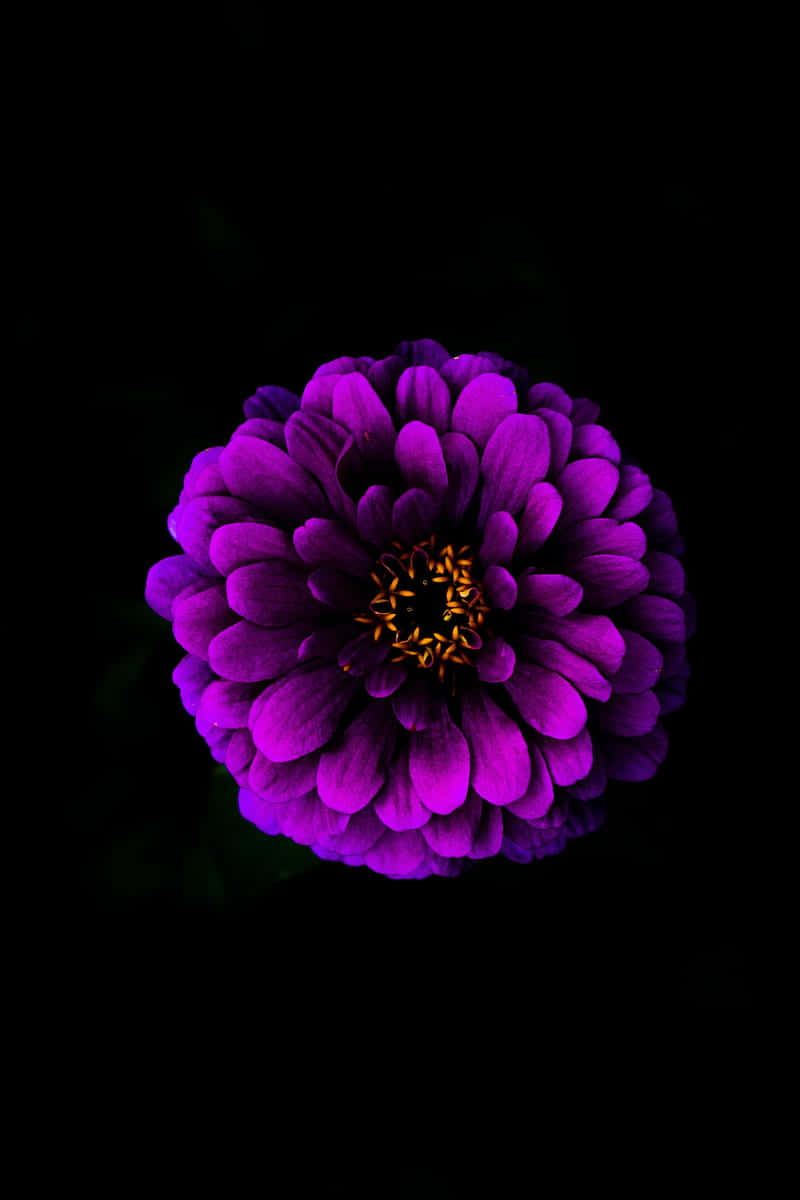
<box><xmin>227</xmin><ymin>562</ymin><xmax>323</xmax><ymax>625</ymax></box>
<box><xmin>337</xmin><ymin>631</ymin><xmax>390</xmax><ymax>676</ymax></box>
<box><xmin>408</xmin><ymin>708</ymin><xmax>470</xmax><ymax>814</ymax></box>
<box><xmin>145</xmin><ymin>554</ymin><xmax>218</xmax><ymax>621</ymax></box>
<box><xmin>391</xmin><ymin>678</ymin><xmax>444</xmax><ymax>731</ymax></box>
<box><xmin>451</xmin><ymin>372</ymin><xmax>518</xmax><ymax>451</ymax></box>
<box><xmin>477</xmin><ymin>414</ymin><xmax>550</xmax><ymax>527</ymax></box>
<box><xmin>312</xmin><ymin>802</ymin><xmax>351</xmax><ymax>848</ymax></box>
<box><xmin>173</xmin><ymin>654</ymin><xmax>216</xmax><ymax>715</ymax></box>
<box><xmin>249</xmin><ymin>749</ymin><xmax>321</xmax><ymax>802</ymax></box>
<box><xmin>243</xmin><ymin>384</ymin><xmax>299</xmax><ymax>422</ymax></box>
<box><xmin>365</xmin><ymin>829</ymin><xmax>427</xmax><ymax>877</ymax></box>
<box><xmin>516</xmin><ymin>570</ymin><xmax>583</xmax><ymax>615</ymax></box>
<box><xmin>226</xmin><ymin>728</ymin><xmax>256</xmax><ymax>783</ymax></box>
<box><xmin>367</xmin><ymin>356</ymin><xmax>406</xmax><ymax>404</ymax></box>
<box><xmin>299</xmin><ymin>375</ymin><xmax>338</xmax><ymax>416</ymax></box>
<box><xmin>208</xmin><ymin>619</ymin><xmax>313</xmax><ymax>682</ymax></box>
<box><xmin>515</xmin><ymin>482</ymin><xmax>563</xmax><ymax>559</ymax></box>
<box><xmin>558</xmin><ymin>517</ymin><xmax>646</xmax><ymax>561</ymax></box>
<box><xmin>317</xmin><ymin>700</ymin><xmax>397</xmax><ymax>813</ymax></box>
<box><xmin>439</xmin><ymin>353</ymin><xmax>497</xmax><ymax>394</ymax></box>
<box><xmin>439</xmin><ymin>432</ymin><xmax>480</xmax><ymax>525</ymax></box>
<box><xmin>175</xmin><ymin>495</ymin><xmax>257</xmax><ymax>571</ymax></box>
<box><xmin>603</xmin><ymin>722</ymin><xmax>668</xmax><ymax>781</ymax></box>
<box><xmin>475</xmin><ymin>637</ymin><xmax>516</xmax><ymax>683</ymax></box>
<box><xmin>639</xmin><ymin>488</ymin><xmax>679</xmax><ymax>541</ymax></box>
<box><xmin>478</xmin><ymin>511</ymin><xmax>518</xmax><ymax>567</ymax></box>
<box><xmin>307</xmin><ymin>567</ymin><xmax>371</xmax><ymax>611</ymax></box>
<box><xmin>535</xmin><ymin>408</ymin><xmax>573</xmax><ymax>477</ymax></box>
<box><xmin>505</xmin><ymin>743</ymin><xmax>554</xmax><ymax>818</ymax></box>
<box><xmin>556</xmin><ymin>458</ymin><xmax>620</xmax><ymax>527</ymax></box>
<box><xmin>594</xmin><ymin>690</ymin><xmax>660</xmax><ymax>736</ymax></box>
<box><xmin>251</xmin><ymin>663</ymin><xmax>359</xmax><ymax>761</ymax></box>
<box><xmin>567</xmin><ymin>758</ymin><xmax>607</xmax><ymax>800</ymax></box>
<box><xmin>526</xmin><ymin>381</ymin><xmax>573</xmax><ymax>416</ymax></box>
<box><xmin>283</xmin><ymin>410</ymin><xmax>350</xmax><ymax>516</ymax></box>
<box><xmin>610</xmin><ymin>629</ymin><xmax>664</xmax><ymax>694</ymax></box>
<box><xmin>569</xmin><ymin>555</ymin><xmax>649</xmax><ymax>608</ymax></box>
<box><xmin>394</xmin><ymin>420</ymin><xmax>448</xmax><ymax>497</ymax></box>
<box><xmin>356</xmin><ymin>485</ymin><xmax>396</xmax><ymax>549</ymax></box>
<box><xmin>504</xmin><ymin>662</ymin><xmax>588</xmax><ymax>739</ymax></box>
<box><xmin>531</xmin><ymin>612</ymin><xmax>627</xmax><ymax>675</ymax></box>
<box><xmin>364</xmin><ymin>660</ymin><xmax>408</xmax><ymax>698</ymax></box>
<box><xmin>619</xmin><ymin>594</ymin><xmax>687</xmax><ymax>643</ymax></box>
<box><xmin>293</xmin><ymin>518</ymin><xmax>373</xmax><ymax>578</ymax></box>
<box><xmin>395</xmin><ymin>366</ymin><xmax>452</xmax><ymax>433</ymax></box>
<box><xmin>570</xmin><ymin>423</ymin><xmax>622</xmax><ymax>463</ymax></box>
<box><xmin>298</xmin><ymin>624</ymin><xmax>354</xmax><ymax>663</ymax></box>
<box><xmin>422</xmin><ymin>790</ymin><xmax>482</xmax><ymax>856</ymax></box>
<box><xmin>643</xmin><ymin>551</ymin><xmax>686</xmax><ymax>599</ymax></box>
<box><xmin>197</xmin><ymin>680</ymin><xmax>260</xmax><ymax>729</ymax></box>
<box><xmin>232</xmin><ymin>417</ymin><xmax>287</xmax><ymax>448</ymax></box>
<box><xmin>392</xmin><ymin>488</ymin><xmax>438</xmax><ymax>545</ymax></box>
<box><xmin>394</xmin><ymin>338</ymin><xmax>451</xmax><ymax>368</ymax></box>
<box><xmin>332</xmin><ymin>373</ymin><xmax>396</xmax><ymax>465</ymax></box>
<box><xmin>483</xmin><ymin>565</ymin><xmax>518</xmax><ymax>610</ymax></box>
<box><xmin>467</xmin><ymin>801</ymin><xmax>504</xmax><ymax>859</ymax></box>
<box><xmin>460</xmin><ymin>687</ymin><xmax>531</xmax><ymax>805</ymax></box>
<box><xmin>517</xmin><ymin>634</ymin><xmax>612</xmax><ymax>702</ymax></box>
<box><xmin>218</xmin><ymin>435</ymin><xmax>328</xmax><ymax>525</ymax></box>
<box><xmin>208</xmin><ymin>521</ymin><xmax>299</xmax><ymax>576</ymax></box>
<box><xmin>571</xmin><ymin>398</ymin><xmax>601</xmax><ymax>425</ymax></box>
<box><xmin>173</xmin><ymin>583</ymin><xmax>237</xmax><ymax>659</ymax></box>
<box><xmin>373</xmin><ymin>745</ymin><xmax>431</xmax><ymax>831</ymax></box>
<box><xmin>608</xmin><ymin>465</ymin><xmax>654</xmax><ymax>521</ymax></box>
<box><xmin>537</xmin><ymin>726</ymin><xmax>593</xmax><ymax>786</ymax></box>
<box><xmin>274</xmin><ymin>794</ymin><xmax>318</xmax><ymax>845</ymax></box>
<box><xmin>325</xmin><ymin>805</ymin><xmax>385</xmax><ymax>855</ymax></box>
<box><xmin>239</xmin><ymin>788</ymin><xmax>281</xmax><ymax>836</ymax></box>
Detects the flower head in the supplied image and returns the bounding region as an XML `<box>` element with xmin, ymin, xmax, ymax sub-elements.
<box><xmin>145</xmin><ymin>338</ymin><xmax>693</xmax><ymax>879</ymax></box>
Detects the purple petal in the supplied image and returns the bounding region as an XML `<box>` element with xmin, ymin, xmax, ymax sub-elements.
<box><xmin>365</xmin><ymin>660</ymin><xmax>408</xmax><ymax>698</ymax></box>
<box><xmin>251</xmin><ymin>662</ymin><xmax>359</xmax><ymax>761</ymax></box>
<box><xmin>395</xmin><ymin>366</ymin><xmax>452</xmax><ymax>433</ymax></box>
<box><xmin>276</xmin><ymin>794</ymin><xmax>319</xmax><ymax>845</ymax></box>
<box><xmin>298</xmin><ymin>624</ymin><xmax>355</xmax><ymax>663</ymax></box>
<box><xmin>293</xmin><ymin>518</ymin><xmax>373</xmax><ymax>578</ymax></box>
<box><xmin>570</xmin><ymin>423</ymin><xmax>621</xmax><ymax>463</ymax></box>
<box><xmin>451</xmin><ymin>372</ymin><xmax>518</xmax><ymax>451</ymax></box>
<box><xmin>249</xmin><ymin>749</ymin><xmax>322</xmax><ymax>802</ymax></box>
<box><xmin>439</xmin><ymin>354</ymin><xmax>497</xmax><ymax>394</ymax></box>
<box><xmin>478</xmin><ymin>511</ymin><xmax>518</xmax><ymax>567</ymax></box>
<box><xmin>477</xmin><ymin>414</ymin><xmax>550</xmax><ymax>527</ymax></box>
<box><xmin>517</xmin><ymin>634</ymin><xmax>612</xmax><ymax>701</ymax></box>
<box><xmin>307</xmin><ymin>566</ymin><xmax>371</xmax><ymax>611</ymax></box>
<box><xmin>332</xmin><ymin>373</ymin><xmax>396</xmax><ymax>466</ymax></box>
<box><xmin>503</xmin><ymin>662</ymin><xmax>588</xmax><ymax>739</ymax></box>
<box><xmin>556</xmin><ymin>458</ymin><xmax>620</xmax><ymax>527</ymax></box>
<box><xmin>467</xmin><ymin>801</ymin><xmax>504</xmax><ymax>859</ymax></box>
<box><xmin>535</xmin><ymin>408</ymin><xmax>572</xmax><ymax>477</ymax></box>
<box><xmin>609</xmin><ymin>629</ymin><xmax>664</xmax><ymax>694</ymax></box>
<box><xmin>197</xmin><ymin>680</ymin><xmax>261</xmax><ymax>729</ymax></box>
<box><xmin>422</xmin><ymin>790</ymin><xmax>482</xmax><ymax>856</ymax></box>
<box><xmin>227</xmin><ymin>561</ymin><xmax>324</xmax><ymax>625</ymax></box>
<box><xmin>219</xmin><ymin>435</ymin><xmax>329</xmax><ymax>526</ymax></box>
<box><xmin>208</xmin><ymin>619</ymin><xmax>313</xmax><ymax>683</ymax></box>
<box><xmin>571</xmin><ymin>398</ymin><xmax>601</xmax><ymax>425</ymax></box>
<box><xmin>175</xmin><ymin>496</ymin><xmax>257</xmax><ymax>571</ymax></box>
<box><xmin>569</xmin><ymin>555</ymin><xmax>649</xmax><ymax>608</ymax></box>
<box><xmin>567</xmin><ymin>758</ymin><xmax>607</xmax><ymax>801</ymax></box>
<box><xmin>603</xmin><ymin>722</ymin><xmax>668</xmax><ymax>781</ymax></box>
<box><xmin>365</xmin><ymin>829</ymin><xmax>427</xmax><ymax>877</ymax></box>
<box><xmin>145</xmin><ymin>554</ymin><xmax>218</xmax><ymax>621</ymax></box>
<box><xmin>440</xmin><ymin>432</ymin><xmax>480</xmax><ymax>525</ymax></box>
<box><xmin>408</xmin><ymin>708</ymin><xmax>470</xmax><ymax>814</ymax></box>
<box><xmin>337</xmin><ymin>631</ymin><xmax>390</xmax><ymax>677</ymax></box>
<box><xmin>642</xmin><ymin>551</ymin><xmax>686</xmax><ymax>599</ymax></box>
<box><xmin>515</xmin><ymin>482</ymin><xmax>563</xmax><ymax>559</ymax></box>
<box><xmin>594</xmin><ymin>690</ymin><xmax>660</xmax><ymax>736</ymax></box>
<box><xmin>608</xmin><ymin>465</ymin><xmax>654</xmax><ymax>521</ymax></box>
<box><xmin>537</xmin><ymin>726</ymin><xmax>593</xmax><ymax>786</ymax></box>
<box><xmin>516</xmin><ymin>570</ymin><xmax>583</xmax><ymax>615</ymax></box>
<box><xmin>178</xmin><ymin>447</ymin><xmax>224</xmax><ymax>504</ymax></box>
<box><xmin>373</xmin><ymin>745</ymin><xmax>431</xmax><ymax>831</ymax></box>
<box><xmin>367</xmin><ymin>356</ymin><xmax>406</xmax><ymax>404</ymax></box>
<box><xmin>208</xmin><ymin>521</ymin><xmax>299</xmax><ymax>576</ymax></box>
<box><xmin>475</xmin><ymin>637</ymin><xmax>516</xmax><ymax>683</ymax></box>
<box><xmin>172</xmin><ymin>654</ymin><xmax>216</xmax><ymax>715</ymax></box>
<box><xmin>324</xmin><ymin>805</ymin><xmax>385</xmax><ymax>856</ymax></box>
<box><xmin>460</xmin><ymin>687</ymin><xmax>531</xmax><ymax>805</ymax></box>
<box><xmin>283</xmin><ymin>410</ymin><xmax>351</xmax><ymax>518</ymax></box>
<box><xmin>317</xmin><ymin>700</ymin><xmax>397</xmax><ymax>813</ymax></box>
<box><xmin>483</xmin><ymin>565</ymin><xmax>518</xmax><ymax>610</ymax></box>
<box><xmin>505</xmin><ymin>744</ymin><xmax>554</xmax><ymax>818</ymax></box>
<box><xmin>394</xmin><ymin>420</ymin><xmax>448</xmax><ymax>497</ymax></box>
<box><xmin>239</xmin><ymin>788</ymin><xmax>281</xmax><ymax>836</ymax></box>
<box><xmin>392</xmin><ymin>488</ymin><xmax>438</xmax><ymax>544</ymax></box>
<box><xmin>558</xmin><ymin>517</ymin><xmax>646</xmax><ymax>561</ymax></box>
<box><xmin>529</xmin><ymin>612</ymin><xmax>626</xmax><ymax>676</ymax></box>
<box><xmin>526</xmin><ymin>382</ymin><xmax>573</xmax><ymax>416</ymax></box>
<box><xmin>391</xmin><ymin>678</ymin><xmax>444</xmax><ymax>731</ymax></box>
<box><xmin>312</xmin><ymin>802</ymin><xmax>351</xmax><ymax>848</ymax></box>
<box><xmin>226</xmin><ymin>728</ymin><xmax>256</xmax><ymax>784</ymax></box>
<box><xmin>356</xmin><ymin>485</ymin><xmax>396</xmax><ymax>549</ymax></box>
<box><xmin>639</xmin><ymin>488</ymin><xmax>679</xmax><ymax>542</ymax></box>
<box><xmin>173</xmin><ymin>583</ymin><xmax>237</xmax><ymax>659</ymax></box>
<box><xmin>243</xmin><ymin>384</ymin><xmax>299</xmax><ymax>422</ymax></box>
<box><xmin>313</xmin><ymin>356</ymin><xmax>371</xmax><ymax>378</ymax></box>
<box><xmin>619</xmin><ymin>594</ymin><xmax>687</xmax><ymax>643</ymax></box>
<box><xmin>393</xmin><ymin>338</ymin><xmax>451</xmax><ymax>368</ymax></box>
<box><xmin>299</xmin><ymin>375</ymin><xmax>339</xmax><ymax>416</ymax></box>
<box><xmin>232</xmin><ymin>418</ymin><xmax>287</xmax><ymax>448</ymax></box>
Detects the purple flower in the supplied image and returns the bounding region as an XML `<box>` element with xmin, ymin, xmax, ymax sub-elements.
<box><xmin>145</xmin><ymin>338</ymin><xmax>693</xmax><ymax>880</ymax></box>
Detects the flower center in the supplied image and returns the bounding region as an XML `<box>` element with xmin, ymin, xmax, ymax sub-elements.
<box><xmin>353</xmin><ymin>534</ymin><xmax>490</xmax><ymax>686</ymax></box>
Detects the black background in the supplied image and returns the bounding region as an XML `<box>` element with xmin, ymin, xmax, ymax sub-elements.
<box><xmin>36</xmin><ymin>21</ymin><xmax>755</xmax><ymax>1024</ymax></box>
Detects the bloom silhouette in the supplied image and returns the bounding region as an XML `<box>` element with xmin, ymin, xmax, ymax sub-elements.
<box><xmin>146</xmin><ymin>339</ymin><xmax>692</xmax><ymax>879</ymax></box>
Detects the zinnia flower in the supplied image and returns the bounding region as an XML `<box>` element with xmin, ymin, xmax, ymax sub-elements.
<box><xmin>145</xmin><ymin>338</ymin><xmax>693</xmax><ymax>880</ymax></box>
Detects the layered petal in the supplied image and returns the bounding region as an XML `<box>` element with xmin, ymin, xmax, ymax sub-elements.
<box><xmin>504</xmin><ymin>662</ymin><xmax>588</xmax><ymax>739</ymax></box>
<box><xmin>460</xmin><ymin>687</ymin><xmax>531</xmax><ymax>805</ymax></box>
<box><xmin>251</xmin><ymin>663</ymin><xmax>359</xmax><ymax>761</ymax></box>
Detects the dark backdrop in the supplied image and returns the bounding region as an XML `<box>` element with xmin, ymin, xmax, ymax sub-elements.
<box><xmin>56</xmin><ymin>62</ymin><xmax>752</xmax><ymax>1016</ymax></box>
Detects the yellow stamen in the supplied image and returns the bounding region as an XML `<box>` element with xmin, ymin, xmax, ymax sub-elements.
<box><xmin>373</xmin><ymin>625</ymin><xmax>382</xmax><ymax>641</ymax></box>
